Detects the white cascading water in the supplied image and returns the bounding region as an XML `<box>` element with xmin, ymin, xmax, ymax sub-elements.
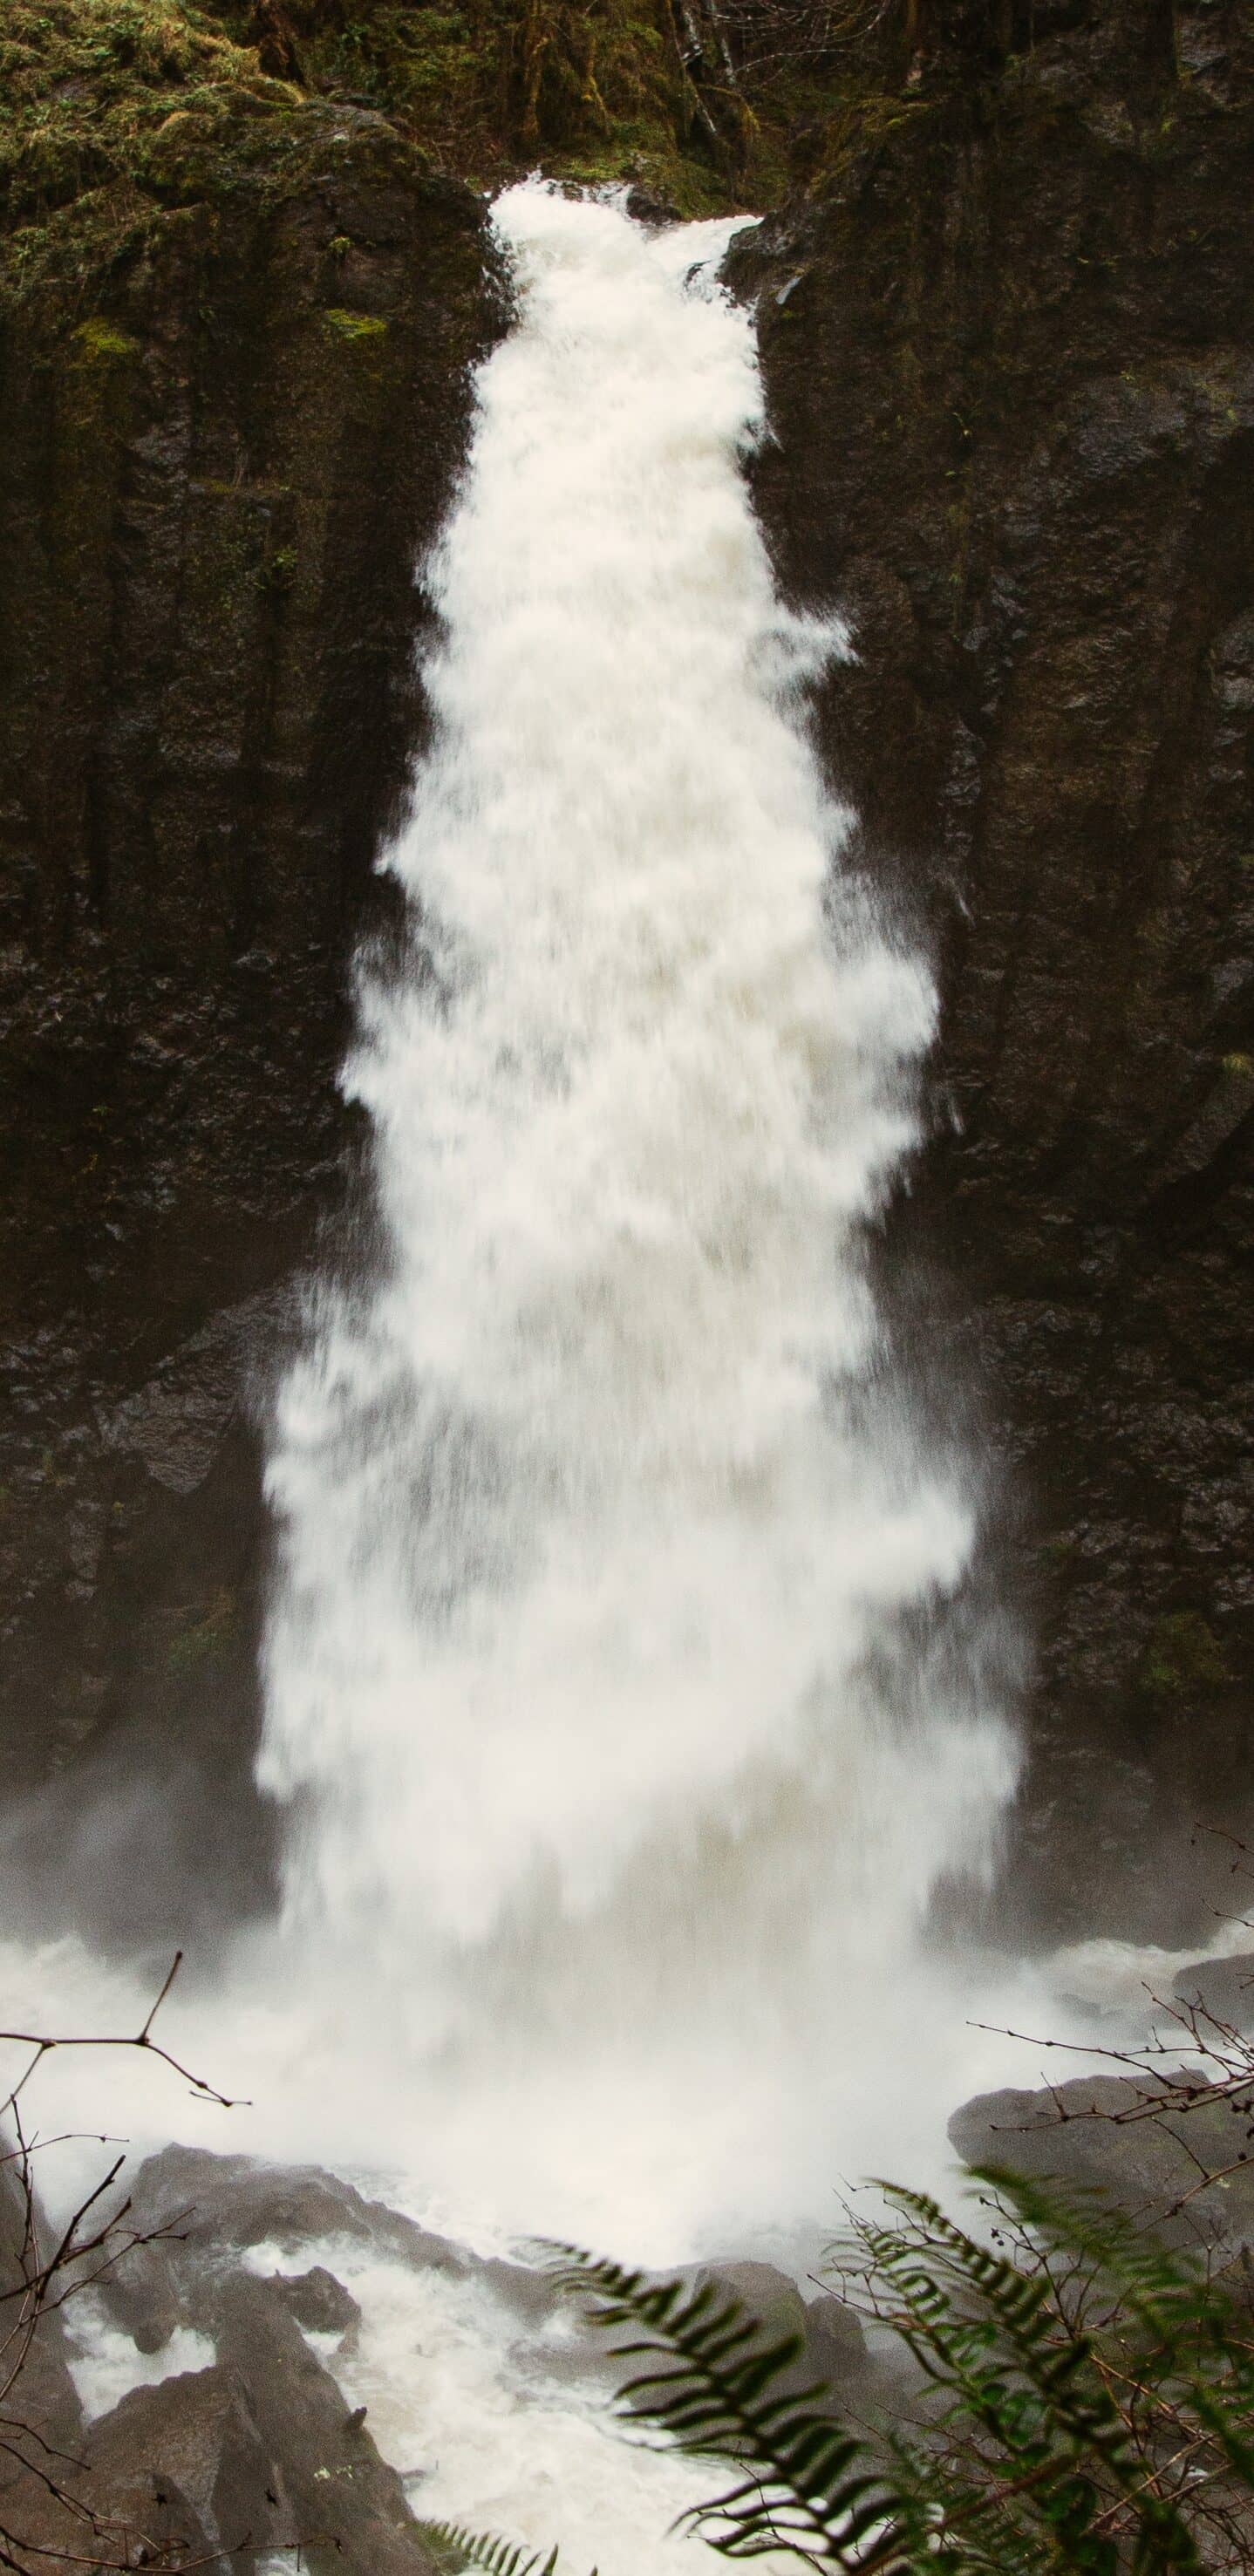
<box><xmin>254</xmin><ymin>182</ymin><xmax>1020</xmax><ymax>2253</ymax></box>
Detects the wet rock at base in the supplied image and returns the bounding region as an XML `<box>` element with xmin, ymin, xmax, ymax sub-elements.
<box><xmin>121</xmin><ymin>2143</ymin><xmax>580</xmax><ymax>2363</ymax></box>
<box><xmin>269</xmin><ymin>2261</ymin><xmax>363</xmax><ymax>2338</ymax></box>
<box><xmin>211</xmin><ymin>2273</ymin><xmax>439</xmax><ymax>2576</ymax></box>
<box><xmin>67</xmin><ymin>2147</ymin><xmax>462</xmax><ymax>2572</ymax></box>
<box><xmin>1172</xmin><ymin>1952</ymin><xmax>1254</xmax><ymax>2035</ymax></box>
<box><xmin>688</xmin><ymin>2257</ymin><xmax>871</xmax><ymax>2409</ymax></box>
<box><xmin>85</xmin><ymin>2364</ymin><xmax>289</xmax><ymax>2573</ymax></box>
<box><xmin>806</xmin><ymin>2290</ymin><xmax>873</xmax><ymax>2384</ymax></box>
<box><xmin>950</xmin><ymin>2073</ymin><xmax>1254</xmax><ymax>2253</ymax></box>
<box><xmin>479</xmin><ymin>2252</ymin><xmax>567</xmax><ymax>2326</ymax></box>
<box><xmin>16</xmin><ymin>2280</ymin><xmax>440</xmax><ymax>2576</ymax></box>
<box><xmin>100</xmin><ymin>2233</ymin><xmax>193</xmax><ymax>2355</ymax></box>
<box><xmin>701</xmin><ymin>2257</ymin><xmax>808</xmax><ymax>2342</ymax></box>
<box><xmin>0</xmin><ymin>2140</ymin><xmax>894</xmax><ymax>2566</ymax></box>
<box><xmin>0</xmin><ymin>2157</ymin><xmax>84</xmax><ymax>2450</ymax></box>
<box><xmin>3</xmin><ymin>2363</ymin><xmax>281</xmax><ymax>2575</ymax></box>
<box><xmin>126</xmin><ymin>2143</ymin><xmax>469</xmax><ymax>2278</ymax></box>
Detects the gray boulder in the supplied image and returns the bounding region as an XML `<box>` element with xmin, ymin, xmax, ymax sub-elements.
<box><xmin>950</xmin><ymin>2073</ymin><xmax>1254</xmax><ymax>2253</ymax></box>
<box><xmin>681</xmin><ymin>2257</ymin><xmax>871</xmax><ymax>2411</ymax></box>
<box><xmin>806</xmin><ymin>2290</ymin><xmax>872</xmax><ymax>2386</ymax></box>
<box><xmin>211</xmin><ymin>2273</ymin><xmax>439</xmax><ymax>2576</ymax></box>
<box><xmin>86</xmin><ymin>2363</ymin><xmax>290</xmax><ymax>2573</ymax></box>
<box><xmin>126</xmin><ymin>2143</ymin><xmax>469</xmax><ymax>2276</ymax></box>
<box><xmin>17</xmin><ymin>2273</ymin><xmax>443</xmax><ymax>2576</ymax></box>
<box><xmin>1172</xmin><ymin>1952</ymin><xmax>1254</xmax><ymax>2036</ymax></box>
<box><xmin>1</xmin><ymin>2361</ymin><xmax>285</xmax><ymax>2574</ymax></box>
<box><xmin>269</xmin><ymin>2262</ymin><xmax>363</xmax><ymax>2339</ymax></box>
<box><xmin>100</xmin><ymin>2232</ymin><xmax>192</xmax><ymax>2355</ymax></box>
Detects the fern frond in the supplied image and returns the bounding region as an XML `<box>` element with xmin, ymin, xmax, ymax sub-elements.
<box><xmin>879</xmin><ymin>2177</ymin><xmax>1213</xmax><ymax>2570</ymax></box>
<box><xmin>502</xmin><ymin>2180</ymin><xmax>1254</xmax><ymax>2576</ymax></box>
<box><xmin>971</xmin><ymin>2166</ymin><xmax>1254</xmax><ymax>2493</ymax></box>
<box><xmin>537</xmin><ymin>2240</ymin><xmax>906</xmax><ymax>2565</ymax></box>
<box><xmin>413</xmin><ymin>2520</ymin><xmax>566</xmax><ymax>2576</ymax></box>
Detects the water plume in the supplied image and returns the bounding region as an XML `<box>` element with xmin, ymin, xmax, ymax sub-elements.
<box><xmin>253</xmin><ymin>184</ymin><xmax>1019</xmax><ymax>2251</ymax></box>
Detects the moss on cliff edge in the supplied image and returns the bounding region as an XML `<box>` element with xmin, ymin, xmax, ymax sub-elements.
<box><xmin>3</xmin><ymin>0</ymin><xmax>1111</xmax><ymax>276</ymax></box>
<box><xmin>0</xmin><ymin>0</ymin><xmax>969</xmax><ymax>268</ymax></box>
<box><xmin>0</xmin><ymin>0</ymin><xmax>737</xmax><ymax>290</ymax></box>
<box><xmin>0</xmin><ymin>0</ymin><xmax>337</xmax><ymax>306</ymax></box>
<box><xmin>1</xmin><ymin>0</ymin><xmax>296</xmax><ymax>213</ymax></box>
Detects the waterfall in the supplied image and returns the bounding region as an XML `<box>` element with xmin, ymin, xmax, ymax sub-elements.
<box><xmin>256</xmin><ymin>185</ymin><xmax>1019</xmax><ymax>2254</ymax></box>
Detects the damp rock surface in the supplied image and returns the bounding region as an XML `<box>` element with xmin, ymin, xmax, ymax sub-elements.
<box><xmin>119</xmin><ymin>2143</ymin><xmax>472</xmax><ymax>2285</ymax></box>
<box><xmin>14</xmin><ymin>2147</ymin><xmax>474</xmax><ymax>2575</ymax></box>
<box><xmin>728</xmin><ymin>0</ymin><xmax>1254</xmax><ymax>1939</ymax></box>
<box><xmin>36</xmin><ymin>2145</ymin><xmax>883</xmax><ymax>2566</ymax></box>
<box><xmin>950</xmin><ymin>2069</ymin><xmax>1254</xmax><ymax>2253</ymax></box>
<box><xmin>0</xmin><ymin>119</ymin><xmax>501</xmax><ymax>1940</ymax></box>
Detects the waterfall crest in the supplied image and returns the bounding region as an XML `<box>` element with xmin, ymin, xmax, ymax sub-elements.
<box><xmin>257</xmin><ymin>186</ymin><xmax>1019</xmax><ymax>2250</ymax></box>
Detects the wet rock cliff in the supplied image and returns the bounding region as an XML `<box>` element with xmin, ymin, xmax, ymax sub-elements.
<box><xmin>0</xmin><ymin>78</ymin><xmax>499</xmax><ymax>1935</ymax></box>
<box><xmin>729</xmin><ymin>0</ymin><xmax>1254</xmax><ymax>1938</ymax></box>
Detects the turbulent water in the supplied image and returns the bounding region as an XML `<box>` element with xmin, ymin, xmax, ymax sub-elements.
<box><xmin>249</xmin><ymin>183</ymin><xmax>1019</xmax><ymax>2252</ymax></box>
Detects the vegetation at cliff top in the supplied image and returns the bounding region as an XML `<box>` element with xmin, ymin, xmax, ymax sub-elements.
<box><xmin>3</xmin><ymin>0</ymin><xmax>1227</xmax><ymax>294</ymax></box>
<box><xmin>0</xmin><ymin>0</ymin><xmax>842</xmax><ymax>241</ymax></box>
<box><xmin>0</xmin><ymin>0</ymin><xmax>300</xmax><ymax>232</ymax></box>
<box><xmin>0</xmin><ymin>0</ymin><xmax>316</xmax><ymax>304</ymax></box>
<box><xmin>0</xmin><ymin>0</ymin><xmax>1044</xmax><ymax>278</ymax></box>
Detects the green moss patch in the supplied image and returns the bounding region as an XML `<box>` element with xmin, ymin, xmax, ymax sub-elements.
<box><xmin>72</xmin><ymin>314</ymin><xmax>140</xmax><ymax>359</ymax></box>
<box><xmin>324</xmin><ymin>305</ymin><xmax>388</xmax><ymax>342</ymax></box>
<box><xmin>1139</xmin><ymin>1610</ymin><xmax>1228</xmax><ymax>1700</ymax></box>
<box><xmin>0</xmin><ymin>0</ymin><xmax>1094</xmax><ymax>304</ymax></box>
<box><xmin>0</xmin><ymin>0</ymin><xmax>303</xmax><ymax>228</ymax></box>
<box><xmin>166</xmin><ymin>1584</ymin><xmax>240</xmax><ymax>1674</ymax></box>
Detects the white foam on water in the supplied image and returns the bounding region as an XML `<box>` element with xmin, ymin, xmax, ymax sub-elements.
<box><xmin>65</xmin><ymin>2293</ymin><xmax>215</xmax><ymax>2424</ymax></box>
<box><xmin>246</xmin><ymin>2236</ymin><xmax>790</xmax><ymax>2576</ymax></box>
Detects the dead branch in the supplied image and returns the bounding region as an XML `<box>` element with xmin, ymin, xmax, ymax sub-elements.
<box><xmin>0</xmin><ymin>1953</ymin><xmax>246</xmax><ymax>2120</ymax></box>
<box><xmin>0</xmin><ymin>1958</ymin><xmax>266</xmax><ymax>2575</ymax></box>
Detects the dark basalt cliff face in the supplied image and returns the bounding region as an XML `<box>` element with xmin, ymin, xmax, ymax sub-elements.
<box><xmin>0</xmin><ymin>119</ymin><xmax>498</xmax><ymax>1935</ymax></box>
<box><xmin>0</xmin><ymin>0</ymin><xmax>1251</xmax><ymax>1952</ymax></box>
<box><xmin>729</xmin><ymin>0</ymin><xmax>1254</xmax><ymax>1937</ymax></box>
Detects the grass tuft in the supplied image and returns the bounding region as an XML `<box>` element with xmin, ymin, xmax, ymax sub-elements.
<box><xmin>324</xmin><ymin>304</ymin><xmax>388</xmax><ymax>340</ymax></box>
<box><xmin>72</xmin><ymin>312</ymin><xmax>140</xmax><ymax>357</ymax></box>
